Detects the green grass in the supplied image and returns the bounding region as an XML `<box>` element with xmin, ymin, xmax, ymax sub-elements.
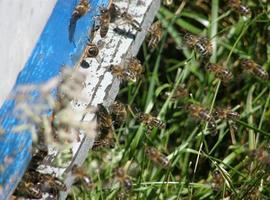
<box><xmin>70</xmin><ymin>1</ymin><xmax>270</xmax><ymax>199</ymax></box>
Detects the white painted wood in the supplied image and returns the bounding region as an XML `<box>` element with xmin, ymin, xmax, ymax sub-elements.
<box><xmin>0</xmin><ymin>0</ymin><xmax>57</xmax><ymax>107</ymax></box>
<box><xmin>32</xmin><ymin>0</ymin><xmax>161</xmax><ymax>198</ymax></box>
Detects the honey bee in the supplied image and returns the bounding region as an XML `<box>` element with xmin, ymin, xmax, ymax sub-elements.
<box><xmin>110</xmin><ymin>65</ymin><xmax>137</xmax><ymax>82</ymax></box>
<box><xmin>14</xmin><ymin>180</ymin><xmax>42</xmax><ymax>199</ymax></box>
<box><xmin>186</xmin><ymin>104</ymin><xmax>217</xmax><ymax>135</ymax></box>
<box><xmin>206</xmin><ymin>63</ymin><xmax>233</xmax><ymax>84</ymax></box>
<box><xmin>249</xmin><ymin>148</ymin><xmax>270</xmax><ymax>165</ymax></box>
<box><xmin>137</xmin><ymin>112</ymin><xmax>165</xmax><ymax>132</ymax></box>
<box><xmin>109</xmin><ymin>3</ymin><xmax>121</xmax><ymax>23</ymax></box>
<box><xmin>69</xmin><ymin>0</ymin><xmax>90</xmax><ymax>42</ymax></box>
<box><xmin>93</xmin><ymin>104</ymin><xmax>115</xmax><ymax>150</ymax></box>
<box><xmin>85</xmin><ymin>42</ymin><xmax>99</xmax><ymax>58</ymax></box>
<box><xmin>29</xmin><ymin>147</ymin><xmax>48</xmax><ymax>170</ymax></box>
<box><xmin>147</xmin><ymin>21</ymin><xmax>163</xmax><ymax>49</ymax></box>
<box><xmin>109</xmin><ymin>101</ymin><xmax>128</xmax><ymax>124</ymax></box>
<box><xmin>183</xmin><ymin>33</ymin><xmax>213</xmax><ymax>58</ymax></box>
<box><xmin>120</xmin><ymin>11</ymin><xmax>142</xmax><ymax>32</ymax></box>
<box><xmin>72</xmin><ymin>165</ymin><xmax>93</xmax><ymax>188</ymax></box>
<box><xmin>145</xmin><ymin>146</ymin><xmax>170</xmax><ymax>168</ymax></box>
<box><xmin>211</xmin><ymin>170</ymin><xmax>224</xmax><ymax>191</ymax></box>
<box><xmin>241</xmin><ymin>59</ymin><xmax>269</xmax><ymax>80</ymax></box>
<box><xmin>127</xmin><ymin>57</ymin><xmax>144</xmax><ymax>78</ymax></box>
<box><xmin>99</xmin><ymin>7</ymin><xmax>111</xmax><ymax>38</ymax></box>
<box><xmin>228</xmin><ymin>0</ymin><xmax>250</xmax><ymax>15</ymax></box>
<box><xmin>36</xmin><ymin>173</ymin><xmax>67</xmax><ymax>193</ymax></box>
<box><xmin>214</xmin><ymin>107</ymin><xmax>240</xmax><ymax>121</ymax></box>
<box><xmin>168</xmin><ymin>85</ymin><xmax>188</xmax><ymax>100</ymax></box>
<box><xmin>115</xmin><ymin>167</ymin><xmax>133</xmax><ymax>190</ymax></box>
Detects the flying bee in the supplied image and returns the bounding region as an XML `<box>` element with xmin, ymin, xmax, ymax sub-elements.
<box><xmin>110</xmin><ymin>65</ymin><xmax>137</xmax><ymax>82</ymax></box>
<box><xmin>99</xmin><ymin>6</ymin><xmax>111</xmax><ymax>38</ymax></box>
<box><xmin>228</xmin><ymin>0</ymin><xmax>250</xmax><ymax>16</ymax></box>
<box><xmin>183</xmin><ymin>33</ymin><xmax>212</xmax><ymax>57</ymax></box>
<box><xmin>147</xmin><ymin>21</ymin><xmax>163</xmax><ymax>49</ymax></box>
<box><xmin>186</xmin><ymin>104</ymin><xmax>217</xmax><ymax>135</ymax></box>
<box><xmin>109</xmin><ymin>101</ymin><xmax>128</xmax><ymax>124</ymax></box>
<box><xmin>14</xmin><ymin>180</ymin><xmax>42</xmax><ymax>199</ymax></box>
<box><xmin>127</xmin><ymin>57</ymin><xmax>144</xmax><ymax>77</ymax></box>
<box><xmin>214</xmin><ymin>107</ymin><xmax>240</xmax><ymax>121</ymax></box>
<box><xmin>115</xmin><ymin>167</ymin><xmax>133</xmax><ymax>190</ymax></box>
<box><xmin>241</xmin><ymin>59</ymin><xmax>269</xmax><ymax>80</ymax></box>
<box><xmin>145</xmin><ymin>146</ymin><xmax>170</xmax><ymax>168</ymax></box>
<box><xmin>93</xmin><ymin>104</ymin><xmax>115</xmax><ymax>150</ymax></box>
<box><xmin>137</xmin><ymin>112</ymin><xmax>165</xmax><ymax>132</ymax></box>
<box><xmin>211</xmin><ymin>170</ymin><xmax>224</xmax><ymax>191</ymax></box>
<box><xmin>72</xmin><ymin>165</ymin><xmax>93</xmax><ymax>189</ymax></box>
<box><xmin>206</xmin><ymin>63</ymin><xmax>233</xmax><ymax>84</ymax></box>
<box><xmin>69</xmin><ymin>0</ymin><xmax>90</xmax><ymax>42</ymax></box>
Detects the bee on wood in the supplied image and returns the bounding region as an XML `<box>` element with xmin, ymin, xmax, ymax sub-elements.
<box><xmin>147</xmin><ymin>21</ymin><xmax>163</xmax><ymax>49</ymax></box>
<box><xmin>28</xmin><ymin>147</ymin><xmax>48</xmax><ymax>170</ymax></box>
<box><xmin>110</xmin><ymin>65</ymin><xmax>137</xmax><ymax>82</ymax></box>
<box><xmin>211</xmin><ymin>170</ymin><xmax>224</xmax><ymax>191</ymax></box>
<box><xmin>85</xmin><ymin>42</ymin><xmax>99</xmax><ymax>58</ymax></box>
<box><xmin>145</xmin><ymin>146</ymin><xmax>170</xmax><ymax>168</ymax></box>
<box><xmin>93</xmin><ymin>104</ymin><xmax>115</xmax><ymax>150</ymax></box>
<box><xmin>109</xmin><ymin>3</ymin><xmax>122</xmax><ymax>23</ymax></box>
<box><xmin>36</xmin><ymin>173</ymin><xmax>67</xmax><ymax>193</ymax></box>
<box><xmin>137</xmin><ymin>112</ymin><xmax>165</xmax><ymax>132</ymax></box>
<box><xmin>99</xmin><ymin>6</ymin><xmax>111</xmax><ymax>38</ymax></box>
<box><xmin>228</xmin><ymin>0</ymin><xmax>250</xmax><ymax>16</ymax></box>
<box><xmin>72</xmin><ymin>165</ymin><xmax>93</xmax><ymax>188</ymax></box>
<box><xmin>109</xmin><ymin>101</ymin><xmax>128</xmax><ymax>124</ymax></box>
<box><xmin>241</xmin><ymin>59</ymin><xmax>269</xmax><ymax>80</ymax></box>
<box><xmin>115</xmin><ymin>167</ymin><xmax>133</xmax><ymax>190</ymax></box>
<box><xmin>120</xmin><ymin>11</ymin><xmax>142</xmax><ymax>32</ymax></box>
<box><xmin>206</xmin><ymin>63</ymin><xmax>233</xmax><ymax>85</ymax></box>
<box><xmin>186</xmin><ymin>104</ymin><xmax>217</xmax><ymax>135</ymax></box>
<box><xmin>14</xmin><ymin>180</ymin><xmax>42</xmax><ymax>199</ymax></box>
<box><xmin>69</xmin><ymin>0</ymin><xmax>90</xmax><ymax>42</ymax></box>
<box><xmin>184</xmin><ymin>33</ymin><xmax>213</xmax><ymax>58</ymax></box>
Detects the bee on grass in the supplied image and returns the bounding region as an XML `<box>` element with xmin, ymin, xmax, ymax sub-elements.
<box><xmin>206</xmin><ymin>63</ymin><xmax>233</xmax><ymax>85</ymax></box>
<box><xmin>185</xmin><ymin>104</ymin><xmax>217</xmax><ymax>135</ymax></box>
<box><xmin>115</xmin><ymin>167</ymin><xmax>133</xmax><ymax>191</ymax></box>
<box><xmin>137</xmin><ymin>112</ymin><xmax>165</xmax><ymax>133</ymax></box>
<box><xmin>72</xmin><ymin>165</ymin><xmax>93</xmax><ymax>189</ymax></box>
<box><xmin>147</xmin><ymin>21</ymin><xmax>163</xmax><ymax>49</ymax></box>
<box><xmin>241</xmin><ymin>59</ymin><xmax>269</xmax><ymax>80</ymax></box>
<box><xmin>93</xmin><ymin>104</ymin><xmax>115</xmax><ymax>150</ymax></box>
<box><xmin>211</xmin><ymin>170</ymin><xmax>224</xmax><ymax>191</ymax></box>
<box><xmin>214</xmin><ymin>107</ymin><xmax>240</xmax><ymax>121</ymax></box>
<box><xmin>166</xmin><ymin>85</ymin><xmax>189</xmax><ymax>100</ymax></box>
<box><xmin>228</xmin><ymin>0</ymin><xmax>250</xmax><ymax>16</ymax></box>
<box><xmin>109</xmin><ymin>101</ymin><xmax>128</xmax><ymax>124</ymax></box>
<box><xmin>69</xmin><ymin>0</ymin><xmax>90</xmax><ymax>42</ymax></box>
<box><xmin>183</xmin><ymin>33</ymin><xmax>213</xmax><ymax>58</ymax></box>
<box><xmin>145</xmin><ymin>146</ymin><xmax>170</xmax><ymax>168</ymax></box>
<box><xmin>249</xmin><ymin>148</ymin><xmax>270</xmax><ymax>165</ymax></box>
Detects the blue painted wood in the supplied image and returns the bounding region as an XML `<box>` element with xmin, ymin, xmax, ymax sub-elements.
<box><xmin>0</xmin><ymin>0</ymin><xmax>108</xmax><ymax>198</ymax></box>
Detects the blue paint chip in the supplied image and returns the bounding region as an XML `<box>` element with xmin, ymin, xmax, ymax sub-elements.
<box><xmin>0</xmin><ymin>0</ymin><xmax>109</xmax><ymax>198</ymax></box>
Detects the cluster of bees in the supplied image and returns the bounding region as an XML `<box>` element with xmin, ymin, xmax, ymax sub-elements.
<box><xmin>12</xmin><ymin>0</ymin><xmax>270</xmax><ymax>198</ymax></box>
